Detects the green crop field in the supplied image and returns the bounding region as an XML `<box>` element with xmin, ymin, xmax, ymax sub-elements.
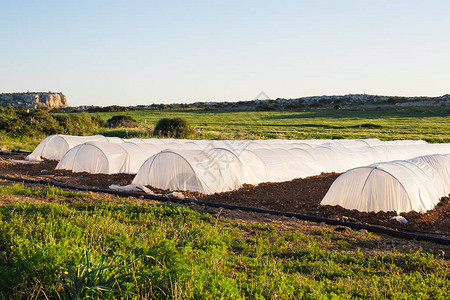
<box><xmin>1</xmin><ymin>107</ymin><xmax>448</xmax><ymax>151</ymax></box>
<box><xmin>93</xmin><ymin>107</ymin><xmax>450</xmax><ymax>143</ymax></box>
<box><xmin>0</xmin><ymin>184</ymin><xmax>448</xmax><ymax>299</ymax></box>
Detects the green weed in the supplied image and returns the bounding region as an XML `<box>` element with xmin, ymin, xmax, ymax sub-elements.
<box><xmin>57</xmin><ymin>248</ymin><xmax>139</xmax><ymax>299</ymax></box>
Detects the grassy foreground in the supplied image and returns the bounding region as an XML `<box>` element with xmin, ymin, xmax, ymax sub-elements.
<box><xmin>0</xmin><ymin>184</ymin><xmax>448</xmax><ymax>299</ymax></box>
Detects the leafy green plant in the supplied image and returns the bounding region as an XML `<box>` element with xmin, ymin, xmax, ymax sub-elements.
<box><xmin>0</xmin><ymin>105</ymin><xmax>33</xmax><ymax>137</ymax></box>
<box><xmin>26</xmin><ymin>109</ymin><xmax>62</xmax><ymax>135</ymax></box>
<box><xmin>57</xmin><ymin>249</ymin><xmax>137</xmax><ymax>299</ymax></box>
<box><xmin>54</xmin><ymin>113</ymin><xmax>104</xmax><ymax>135</ymax></box>
<box><xmin>0</xmin><ymin>107</ymin><xmax>103</xmax><ymax>140</ymax></box>
<box><xmin>153</xmin><ymin>117</ymin><xmax>194</xmax><ymax>138</ymax></box>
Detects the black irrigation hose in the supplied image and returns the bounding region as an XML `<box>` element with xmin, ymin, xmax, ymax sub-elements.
<box><xmin>0</xmin><ymin>150</ymin><xmax>32</xmax><ymax>155</ymax></box>
<box><xmin>0</xmin><ymin>174</ymin><xmax>449</xmax><ymax>246</ymax></box>
<box><xmin>394</xmin><ymin>227</ymin><xmax>450</xmax><ymax>237</ymax></box>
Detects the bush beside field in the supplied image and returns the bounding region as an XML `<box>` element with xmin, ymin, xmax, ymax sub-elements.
<box><xmin>153</xmin><ymin>117</ymin><xmax>194</xmax><ymax>138</ymax></box>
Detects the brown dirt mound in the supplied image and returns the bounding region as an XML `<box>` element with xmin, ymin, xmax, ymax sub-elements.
<box><xmin>202</xmin><ymin>177</ymin><xmax>450</xmax><ymax>235</ymax></box>
<box><xmin>201</xmin><ymin>173</ymin><xmax>340</xmax><ymax>214</ymax></box>
<box><xmin>0</xmin><ymin>154</ymin><xmax>134</xmax><ymax>189</ymax></box>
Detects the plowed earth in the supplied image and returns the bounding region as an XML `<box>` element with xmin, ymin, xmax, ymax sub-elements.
<box><xmin>1</xmin><ymin>153</ymin><xmax>449</xmax><ymax>236</ymax></box>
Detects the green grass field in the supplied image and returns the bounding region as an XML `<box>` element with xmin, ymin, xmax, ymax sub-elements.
<box><xmin>0</xmin><ymin>184</ymin><xmax>448</xmax><ymax>299</ymax></box>
<box><xmin>1</xmin><ymin>107</ymin><xmax>448</xmax><ymax>151</ymax></box>
<box><xmin>93</xmin><ymin>107</ymin><xmax>450</xmax><ymax>143</ymax></box>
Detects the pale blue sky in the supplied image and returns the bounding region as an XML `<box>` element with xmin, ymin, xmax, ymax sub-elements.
<box><xmin>1</xmin><ymin>0</ymin><xmax>449</xmax><ymax>106</ymax></box>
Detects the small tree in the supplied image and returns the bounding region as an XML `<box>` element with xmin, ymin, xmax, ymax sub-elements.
<box><xmin>153</xmin><ymin>118</ymin><xmax>193</xmax><ymax>138</ymax></box>
<box><xmin>106</xmin><ymin>115</ymin><xmax>138</xmax><ymax>128</ymax></box>
<box><xmin>28</xmin><ymin>109</ymin><xmax>62</xmax><ymax>135</ymax></box>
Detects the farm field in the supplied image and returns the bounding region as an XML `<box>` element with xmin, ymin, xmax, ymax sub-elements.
<box><xmin>3</xmin><ymin>1</ymin><xmax>450</xmax><ymax>299</ymax></box>
<box><xmin>1</xmin><ymin>154</ymin><xmax>449</xmax><ymax>236</ymax></box>
<box><xmin>0</xmin><ymin>183</ymin><xmax>448</xmax><ymax>299</ymax></box>
<box><xmin>0</xmin><ymin>108</ymin><xmax>449</xmax><ymax>299</ymax></box>
<box><xmin>92</xmin><ymin>107</ymin><xmax>450</xmax><ymax>142</ymax></box>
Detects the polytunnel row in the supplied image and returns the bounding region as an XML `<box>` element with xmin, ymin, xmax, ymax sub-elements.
<box><xmin>132</xmin><ymin>143</ymin><xmax>450</xmax><ymax>194</ymax></box>
<box><xmin>25</xmin><ymin>134</ymin><xmax>426</xmax><ymax>162</ymax></box>
<box><xmin>53</xmin><ymin>139</ymin><xmax>405</xmax><ymax>175</ymax></box>
<box><xmin>55</xmin><ymin>140</ymin><xmax>207</xmax><ymax>174</ymax></box>
<box><xmin>26</xmin><ymin>135</ymin><xmax>208</xmax><ymax>162</ymax></box>
<box><xmin>321</xmin><ymin>154</ymin><xmax>450</xmax><ymax>213</ymax></box>
<box><xmin>25</xmin><ymin>134</ymin><xmax>448</xmax><ymax>196</ymax></box>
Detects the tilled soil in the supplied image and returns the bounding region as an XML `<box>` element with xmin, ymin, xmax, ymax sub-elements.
<box><xmin>0</xmin><ymin>154</ymin><xmax>135</xmax><ymax>188</ymax></box>
<box><xmin>202</xmin><ymin>178</ymin><xmax>450</xmax><ymax>236</ymax></box>
<box><xmin>1</xmin><ymin>153</ymin><xmax>449</xmax><ymax>236</ymax></box>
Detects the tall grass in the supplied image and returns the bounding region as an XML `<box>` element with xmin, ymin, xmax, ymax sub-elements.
<box><xmin>0</xmin><ymin>184</ymin><xmax>448</xmax><ymax>299</ymax></box>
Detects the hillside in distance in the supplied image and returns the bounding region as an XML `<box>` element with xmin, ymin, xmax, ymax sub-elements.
<box><xmin>70</xmin><ymin>93</ymin><xmax>450</xmax><ymax>112</ymax></box>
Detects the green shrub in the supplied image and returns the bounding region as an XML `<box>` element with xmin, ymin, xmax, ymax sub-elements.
<box><xmin>0</xmin><ymin>106</ymin><xmax>33</xmax><ymax>137</ymax></box>
<box><xmin>0</xmin><ymin>107</ymin><xmax>103</xmax><ymax>138</ymax></box>
<box><xmin>54</xmin><ymin>113</ymin><xmax>102</xmax><ymax>135</ymax></box>
<box><xmin>106</xmin><ymin>115</ymin><xmax>139</xmax><ymax>128</ymax></box>
<box><xmin>27</xmin><ymin>110</ymin><xmax>63</xmax><ymax>135</ymax></box>
<box><xmin>257</xmin><ymin>103</ymin><xmax>277</xmax><ymax>111</ymax></box>
<box><xmin>153</xmin><ymin>117</ymin><xmax>194</xmax><ymax>138</ymax></box>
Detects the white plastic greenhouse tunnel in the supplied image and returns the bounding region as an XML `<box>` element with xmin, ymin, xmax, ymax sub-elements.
<box><xmin>320</xmin><ymin>154</ymin><xmax>450</xmax><ymax>213</ymax></box>
<box><xmin>25</xmin><ymin>134</ymin><xmax>450</xmax><ymax>196</ymax></box>
<box><xmin>132</xmin><ymin>149</ymin><xmax>247</xmax><ymax>194</ymax></box>
<box><xmin>56</xmin><ymin>142</ymin><xmax>132</xmax><ymax>174</ymax></box>
<box><xmin>55</xmin><ymin>141</ymin><xmax>174</xmax><ymax>174</ymax></box>
<box><xmin>26</xmin><ymin>134</ymin><xmax>431</xmax><ymax>163</ymax></box>
<box><xmin>26</xmin><ymin>134</ymin><xmax>108</xmax><ymax>161</ymax></box>
<box><xmin>131</xmin><ymin>146</ymin><xmax>329</xmax><ymax>194</ymax></box>
<box><xmin>119</xmin><ymin>142</ymin><xmax>164</xmax><ymax>173</ymax></box>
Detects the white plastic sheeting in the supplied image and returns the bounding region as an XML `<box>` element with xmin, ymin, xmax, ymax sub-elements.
<box><xmin>249</xmin><ymin>148</ymin><xmax>301</xmax><ymax>182</ymax></box>
<box><xmin>27</xmin><ymin>134</ymin><xmax>427</xmax><ymax>162</ymax></box>
<box><xmin>321</xmin><ymin>154</ymin><xmax>450</xmax><ymax>213</ymax></box>
<box><xmin>28</xmin><ymin>134</ymin><xmax>450</xmax><ymax>195</ymax></box>
<box><xmin>56</xmin><ymin>142</ymin><xmax>131</xmax><ymax>174</ymax></box>
<box><xmin>232</xmin><ymin>149</ymin><xmax>271</xmax><ymax>185</ymax></box>
<box><xmin>120</xmin><ymin>142</ymin><xmax>163</xmax><ymax>173</ymax></box>
<box><xmin>56</xmin><ymin>141</ymin><xmax>167</xmax><ymax>174</ymax></box>
<box><xmin>132</xmin><ymin>149</ymin><xmax>246</xmax><ymax>194</ymax></box>
<box><xmin>132</xmin><ymin>144</ymin><xmax>450</xmax><ymax>194</ymax></box>
<box><xmin>297</xmin><ymin>143</ymin><xmax>450</xmax><ymax>175</ymax></box>
<box><xmin>26</xmin><ymin>135</ymin><xmax>108</xmax><ymax>161</ymax></box>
